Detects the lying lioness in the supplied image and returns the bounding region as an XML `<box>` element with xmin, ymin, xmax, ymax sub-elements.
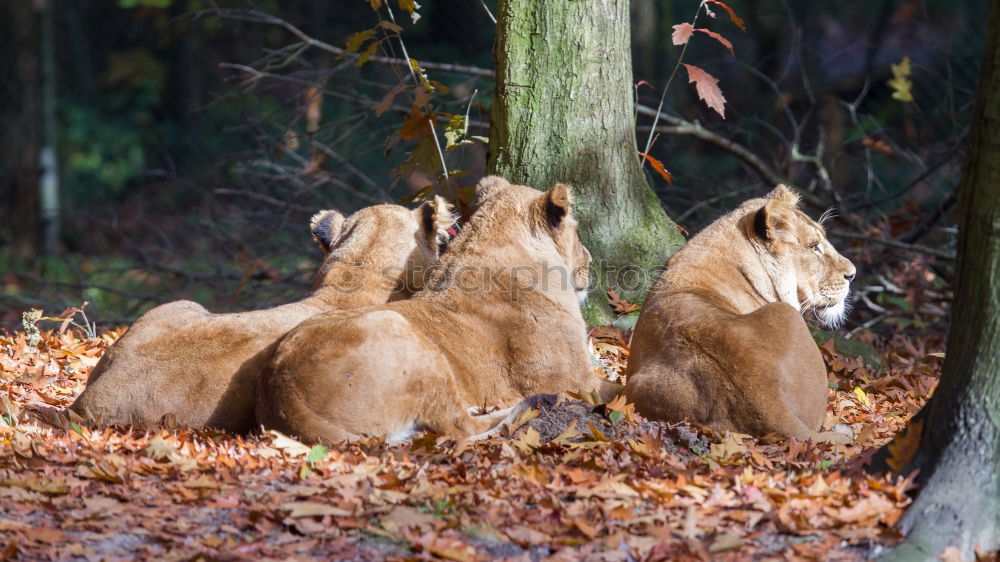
<box><xmin>70</xmin><ymin>198</ymin><xmax>455</xmax><ymax>433</ymax></box>
<box><xmin>625</xmin><ymin>186</ymin><xmax>856</xmax><ymax>442</ymax></box>
<box><xmin>256</xmin><ymin>176</ymin><xmax>599</xmax><ymax>443</ymax></box>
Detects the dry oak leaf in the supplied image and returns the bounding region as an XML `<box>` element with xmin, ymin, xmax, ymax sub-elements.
<box><xmin>710</xmin><ymin>432</ymin><xmax>751</xmax><ymax>459</ymax></box>
<box><xmin>682</xmin><ymin>64</ymin><xmax>727</xmax><ymax>118</ymax></box>
<box><xmin>829</xmin><ymin>494</ymin><xmax>896</xmax><ymax>525</ymax></box>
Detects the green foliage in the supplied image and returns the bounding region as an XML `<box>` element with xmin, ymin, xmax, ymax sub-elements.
<box><xmin>305</xmin><ymin>444</ymin><xmax>328</xmax><ymax>463</ymax></box>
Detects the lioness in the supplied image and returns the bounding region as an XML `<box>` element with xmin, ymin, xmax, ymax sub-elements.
<box><xmin>70</xmin><ymin>198</ymin><xmax>455</xmax><ymax>433</ymax></box>
<box><xmin>624</xmin><ymin>186</ymin><xmax>856</xmax><ymax>442</ymax></box>
<box><xmin>256</xmin><ymin>176</ymin><xmax>598</xmax><ymax>443</ymax></box>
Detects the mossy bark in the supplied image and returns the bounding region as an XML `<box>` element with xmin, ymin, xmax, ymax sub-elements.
<box><xmin>488</xmin><ymin>0</ymin><xmax>684</xmax><ymax>325</ymax></box>
<box><xmin>875</xmin><ymin>5</ymin><xmax>1000</xmax><ymax>558</ymax></box>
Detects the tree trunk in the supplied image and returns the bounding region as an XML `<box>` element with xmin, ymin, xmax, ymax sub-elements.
<box><xmin>39</xmin><ymin>0</ymin><xmax>61</xmax><ymax>254</ymax></box>
<box><xmin>876</xmin><ymin>4</ymin><xmax>1000</xmax><ymax>558</ymax></box>
<box><xmin>488</xmin><ymin>0</ymin><xmax>684</xmax><ymax>324</ymax></box>
<box><xmin>0</xmin><ymin>0</ymin><xmax>42</xmax><ymax>259</ymax></box>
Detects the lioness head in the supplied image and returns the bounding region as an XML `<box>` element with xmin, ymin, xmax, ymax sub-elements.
<box><xmin>309</xmin><ymin>197</ymin><xmax>455</xmax><ymax>298</ymax></box>
<box><xmin>471</xmin><ymin>176</ymin><xmax>591</xmax><ymax>300</ymax></box>
<box><xmin>747</xmin><ymin>185</ymin><xmax>856</xmax><ymax>327</ymax></box>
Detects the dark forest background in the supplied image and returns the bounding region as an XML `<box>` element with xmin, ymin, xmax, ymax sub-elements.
<box><xmin>0</xmin><ymin>0</ymin><xmax>985</xmax><ymax>330</ymax></box>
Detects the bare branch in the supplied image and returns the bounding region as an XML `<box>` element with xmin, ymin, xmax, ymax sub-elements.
<box><xmin>830</xmin><ymin>230</ymin><xmax>956</xmax><ymax>260</ymax></box>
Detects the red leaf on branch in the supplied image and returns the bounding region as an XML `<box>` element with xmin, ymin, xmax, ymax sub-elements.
<box><xmin>638</xmin><ymin>152</ymin><xmax>674</xmax><ymax>184</ymax></box>
<box><xmin>706</xmin><ymin>0</ymin><xmax>746</xmax><ymax>31</ymax></box>
<box><xmin>671</xmin><ymin>23</ymin><xmax>694</xmax><ymax>45</ymax></box>
<box><xmin>682</xmin><ymin>64</ymin><xmax>727</xmax><ymax>118</ymax></box>
<box><xmin>696</xmin><ymin>28</ymin><xmax>734</xmax><ymax>55</ymax></box>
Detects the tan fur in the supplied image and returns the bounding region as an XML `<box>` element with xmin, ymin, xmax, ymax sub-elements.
<box><xmin>624</xmin><ymin>186</ymin><xmax>857</xmax><ymax>442</ymax></box>
<box><xmin>256</xmin><ymin>177</ymin><xmax>599</xmax><ymax>443</ymax></box>
<box><xmin>70</xmin><ymin>198</ymin><xmax>455</xmax><ymax>433</ymax></box>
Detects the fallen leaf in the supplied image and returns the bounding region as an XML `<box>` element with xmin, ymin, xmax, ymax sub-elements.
<box><xmin>282</xmin><ymin>501</ymin><xmax>352</xmax><ymax>519</ymax></box>
<box><xmin>382</xmin><ymin>505</ymin><xmax>436</xmax><ymax>532</ymax></box>
<box><xmin>268</xmin><ymin>430</ymin><xmax>311</xmax><ymax>457</ymax></box>
<box><xmin>709</xmin><ymin>532</ymin><xmax>743</xmax><ymax>553</ymax></box>
<box><xmin>513</xmin><ymin>427</ymin><xmax>541</xmax><ymax>455</ymax></box>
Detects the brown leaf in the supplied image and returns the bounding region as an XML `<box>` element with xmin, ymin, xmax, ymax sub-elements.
<box><xmin>282</xmin><ymin>501</ymin><xmax>352</xmax><ymax>519</ymax></box>
<box><xmin>382</xmin><ymin>505</ymin><xmax>436</xmax><ymax>533</ymax></box>
<box><xmin>682</xmin><ymin>64</ymin><xmax>727</xmax><ymax>118</ymax></box>
<box><xmin>607</xmin><ymin>288</ymin><xmax>641</xmax><ymax>314</ymax></box>
<box><xmin>400</xmin><ymin>109</ymin><xmax>434</xmax><ymax>141</ymax></box>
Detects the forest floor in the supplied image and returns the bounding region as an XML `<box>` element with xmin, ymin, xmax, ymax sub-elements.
<box><xmin>0</xmin><ymin>315</ymin><xmax>950</xmax><ymax>561</ymax></box>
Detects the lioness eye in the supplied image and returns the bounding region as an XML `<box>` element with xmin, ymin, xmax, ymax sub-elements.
<box><xmin>811</xmin><ymin>243</ymin><xmax>822</xmax><ymax>254</ymax></box>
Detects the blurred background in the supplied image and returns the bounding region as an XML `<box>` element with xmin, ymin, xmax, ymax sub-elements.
<box><xmin>0</xmin><ymin>0</ymin><xmax>982</xmax><ymax>332</ymax></box>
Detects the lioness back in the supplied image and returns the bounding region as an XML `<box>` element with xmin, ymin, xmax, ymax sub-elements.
<box><xmin>625</xmin><ymin>185</ymin><xmax>856</xmax><ymax>442</ymax></box>
<box><xmin>256</xmin><ymin>176</ymin><xmax>599</xmax><ymax>444</ymax></box>
<box><xmin>70</xmin><ymin>199</ymin><xmax>455</xmax><ymax>433</ymax></box>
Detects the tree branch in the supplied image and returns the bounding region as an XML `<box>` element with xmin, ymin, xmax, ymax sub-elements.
<box><xmin>830</xmin><ymin>230</ymin><xmax>956</xmax><ymax>260</ymax></box>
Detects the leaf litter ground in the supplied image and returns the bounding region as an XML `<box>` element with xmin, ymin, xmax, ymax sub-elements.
<box><xmin>0</xmin><ymin>320</ymin><xmax>947</xmax><ymax>560</ymax></box>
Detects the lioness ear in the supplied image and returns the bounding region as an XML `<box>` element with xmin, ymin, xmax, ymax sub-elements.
<box><xmin>752</xmin><ymin>199</ymin><xmax>788</xmax><ymax>243</ymax></box>
<box><xmin>416</xmin><ymin>196</ymin><xmax>456</xmax><ymax>257</ymax></box>
<box><xmin>542</xmin><ymin>183</ymin><xmax>573</xmax><ymax>229</ymax></box>
<box><xmin>475</xmin><ymin>175</ymin><xmax>509</xmax><ymax>203</ymax></box>
<box><xmin>310</xmin><ymin>210</ymin><xmax>345</xmax><ymax>253</ymax></box>
<box><xmin>767</xmin><ymin>184</ymin><xmax>801</xmax><ymax>207</ymax></box>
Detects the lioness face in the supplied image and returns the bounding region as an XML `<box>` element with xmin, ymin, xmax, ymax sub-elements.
<box><xmin>789</xmin><ymin>214</ymin><xmax>856</xmax><ymax>328</ymax></box>
<box><xmin>754</xmin><ymin>186</ymin><xmax>856</xmax><ymax>328</ymax></box>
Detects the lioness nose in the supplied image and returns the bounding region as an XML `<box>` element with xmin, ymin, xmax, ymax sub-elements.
<box><xmin>845</xmin><ymin>272</ymin><xmax>855</xmax><ymax>282</ymax></box>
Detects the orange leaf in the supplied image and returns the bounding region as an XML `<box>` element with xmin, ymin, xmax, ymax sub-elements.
<box><xmin>671</xmin><ymin>23</ymin><xmax>694</xmax><ymax>45</ymax></box>
<box><xmin>706</xmin><ymin>0</ymin><xmax>746</xmax><ymax>31</ymax></box>
<box><xmin>638</xmin><ymin>152</ymin><xmax>674</xmax><ymax>184</ymax></box>
<box><xmin>682</xmin><ymin>64</ymin><xmax>727</xmax><ymax>118</ymax></box>
<box><xmin>696</xmin><ymin>28</ymin><xmax>734</xmax><ymax>55</ymax></box>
